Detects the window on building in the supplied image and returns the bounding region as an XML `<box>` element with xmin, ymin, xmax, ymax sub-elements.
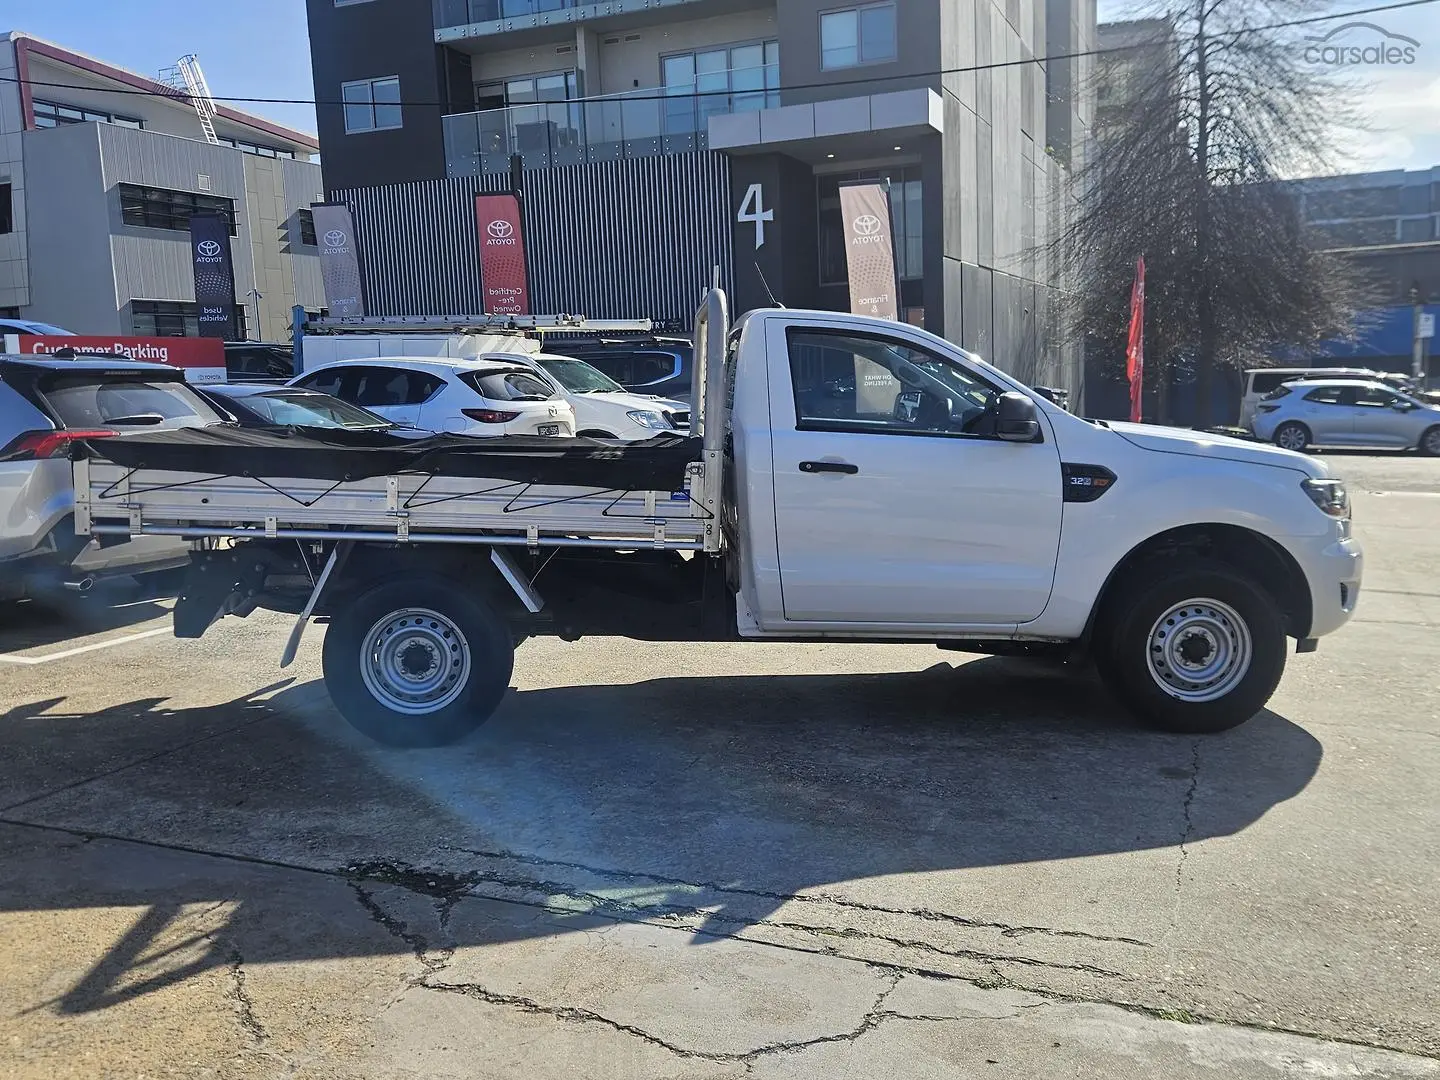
<box><xmin>216</xmin><ymin>135</ymin><xmax>295</xmax><ymax>159</ymax></box>
<box><xmin>342</xmin><ymin>76</ymin><xmax>403</xmax><ymax>133</ymax></box>
<box><xmin>660</xmin><ymin>41</ymin><xmax>779</xmax><ymax>132</ymax></box>
<box><xmin>297</xmin><ymin>208</ymin><xmax>317</xmax><ymax>246</ymax></box>
<box><xmin>1399</xmin><ymin>217</ymin><xmax>1434</xmax><ymax>243</ymax></box>
<box><xmin>817</xmin><ymin>168</ymin><xmax>923</xmax><ymax>284</ymax></box>
<box><xmin>820</xmin><ymin>3</ymin><xmax>897</xmax><ymax>70</ymax></box>
<box><xmin>0</xmin><ymin>182</ymin><xmax>12</xmax><ymax>235</ymax></box>
<box><xmin>132</xmin><ymin>300</ymin><xmax>247</xmax><ymax>340</ymax></box>
<box><xmin>119</xmin><ymin>184</ymin><xmax>237</xmax><ymax>234</ymax></box>
<box><xmin>33</xmin><ymin>99</ymin><xmax>145</xmax><ymax>130</ymax></box>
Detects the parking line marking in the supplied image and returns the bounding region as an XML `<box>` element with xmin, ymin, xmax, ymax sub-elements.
<box><xmin>0</xmin><ymin>626</ymin><xmax>171</xmax><ymax>666</ymax></box>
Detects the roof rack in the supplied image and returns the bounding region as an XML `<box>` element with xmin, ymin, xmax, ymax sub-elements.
<box><xmin>302</xmin><ymin>313</ymin><xmax>654</xmax><ymax>336</ymax></box>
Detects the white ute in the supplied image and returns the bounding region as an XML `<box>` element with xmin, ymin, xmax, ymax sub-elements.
<box><xmin>73</xmin><ymin>291</ymin><xmax>1362</xmax><ymax>746</ymax></box>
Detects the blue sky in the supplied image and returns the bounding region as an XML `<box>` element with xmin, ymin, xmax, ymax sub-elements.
<box><xmin>6</xmin><ymin>0</ymin><xmax>1438</xmax><ymax>173</ymax></box>
<box><xmin>5</xmin><ymin>0</ymin><xmax>318</xmax><ymax>136</ymax></box>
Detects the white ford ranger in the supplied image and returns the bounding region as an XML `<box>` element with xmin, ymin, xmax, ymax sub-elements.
<box><xmin>72</xmin><ymin>292</ymin><xmax>1362</xmax><ymax>746</ymax></box>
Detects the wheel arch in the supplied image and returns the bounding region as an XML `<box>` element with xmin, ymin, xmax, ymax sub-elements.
<box><xmin>1085</xmin><ymin>523</ymin><xmax>1313</xmax><ymax>642</ymax></box>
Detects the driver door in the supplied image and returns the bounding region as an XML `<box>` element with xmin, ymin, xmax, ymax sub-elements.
<box><xmin>768</xmin><ymin>321</ymin><xmax>1063</xmax><ymax>628</ymax></box>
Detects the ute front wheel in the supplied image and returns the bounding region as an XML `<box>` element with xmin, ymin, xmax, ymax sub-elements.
<box><xmin>1096</xmin><ymin>560</ymin><xmax>1287</xmax><ymax>734</ymax></box>
<box><xmin>322</xmin><ymin>577</ymin><xmax>515</xmax><ymax>747</ymax></box>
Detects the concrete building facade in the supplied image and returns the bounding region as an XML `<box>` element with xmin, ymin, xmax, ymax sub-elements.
<box><xmin>304</xmin><ymin>0</ymin><xmax>1095</xmax><ymax>393</ymax></box>
<box><xmin>0</xmin><ymin>32</ymin><xmax>324</xmax><ymax>341</ymax></box>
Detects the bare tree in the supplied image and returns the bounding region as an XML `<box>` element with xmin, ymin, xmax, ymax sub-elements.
<box><xmin>1061</xmin><ymin>1</ymin><xmax>1376</xmax><ymax>425</ymax></box>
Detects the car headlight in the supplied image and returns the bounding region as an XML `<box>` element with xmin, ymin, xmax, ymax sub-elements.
<box><xmin>627</xmin><ymin>410</ymin><xmax>670</xmax><ymax>430</ymax></box>
<box><xmin>1301</xmin><ymin>478</ymin><xmax>1350</xmax><ymax>519</ymax></box>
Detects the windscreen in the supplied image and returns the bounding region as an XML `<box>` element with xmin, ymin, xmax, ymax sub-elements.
<box><xmin>38</xmin><ymin>376</ymin><xmax>224</xmax><ymax>429</ymax></box>
<box><xmin>240</xmin><ymin>391</ymin><xmax>391</xmax><ymax>429</ymax></box>
<box><xmin>536</xmin><ymin>356</ymin><xmax>625</xmax><ymax>393</ymax></box>
<box><xmin>462</xmin><ymin>370</ymin><xmax>558</xmax><ymax>402</ymax></box>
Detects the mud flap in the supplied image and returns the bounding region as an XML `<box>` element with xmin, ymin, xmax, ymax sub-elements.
<box><xmin>173</xmin><ymin>551</ymin><xmax>266</xmax><ymax>638</ymax></box>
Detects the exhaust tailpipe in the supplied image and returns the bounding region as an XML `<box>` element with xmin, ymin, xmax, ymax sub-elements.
<box><xmin>63</xmin><ymin>576</ymin><xmax>95</xmax><ymax>593</ymax></box>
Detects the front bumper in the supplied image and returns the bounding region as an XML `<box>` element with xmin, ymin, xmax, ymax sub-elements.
<box><xmin>1291</xmin><ymin>530</ymin><xmax>1363</xmax><ymax>639</ymax></box>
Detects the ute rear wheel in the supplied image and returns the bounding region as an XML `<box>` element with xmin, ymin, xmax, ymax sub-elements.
<box><xmin>1272</xmin><ymin>421</ymin><xmax>1310</xmax><ymax>452</ymax></box>
<box><xmin>1096</xmin><ymin>560</ymin><xmax>1286</xmax><ymax>734</ymax></box>
<box><xmin>322</xmin><ymin>577</ymin><xmax>515</xmax><ymax>747</ymax></box>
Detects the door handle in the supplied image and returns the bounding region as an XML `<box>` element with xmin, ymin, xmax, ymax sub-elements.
<box><xmin>799</xmin><ymin>460</ymin><xmax>859</xmax><ymax>475</ymax></box>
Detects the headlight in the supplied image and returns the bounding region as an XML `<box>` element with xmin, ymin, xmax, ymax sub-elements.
<box><xmin>1301</xmin><ymin>478</ymin><xmax>1350</xmax><ymax>518</ymax></box>
<box><xmin>627</xmin><ymin>410</ymin><xmax>670</xmax><ymax>430</ymax></box>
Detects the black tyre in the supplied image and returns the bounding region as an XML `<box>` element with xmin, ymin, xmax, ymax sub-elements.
<box><xmin>322</xmin><ymin>576</ymin><xmax>515</xmax><ymax>747</ymax></box>
<box><xmin>1418</xmin><ymin>425</ymin><xmax>1440</xmax><ymax>457</ymax></box>
<box><xmin>1095</xmin><ymin>560</ymin><xmax>1287</xmax><ymax>734</ymax></box>
<box><xmin>1272</xmin><ymin>421</ymin><xmax>1310</xmax><ymax>452</ymax></box>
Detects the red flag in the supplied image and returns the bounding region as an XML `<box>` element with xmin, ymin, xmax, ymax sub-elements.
<box><xmin>1125</xmin><ymin>257</ymin><xmax>1146</xmax><ymax>423</ymax></box>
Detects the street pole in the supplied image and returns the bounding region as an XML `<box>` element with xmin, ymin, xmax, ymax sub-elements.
<box><xmin>1411</xmin><ymin>284</ymin><xmax>1424</xmax><ymax>382</ymax></box>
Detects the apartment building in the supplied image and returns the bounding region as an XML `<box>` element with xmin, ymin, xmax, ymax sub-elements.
<box><xmin>0</xmin><ymin>32</ymin><xmax>324</xmax><ymax>341</ymax></box>
<box><xmin>305</xmin><ymin>0</ymin><xmax>1095</xmax><ymax>390</ymax></box>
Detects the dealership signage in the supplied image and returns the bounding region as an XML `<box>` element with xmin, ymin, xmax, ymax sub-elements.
<box><xmin>474</xmin><ymin>193</ymin><xmax>530</xmax><ymax>315</ymax></box>
<box><xmin>0</xmin><ymin>335</ymin><xmax>227</xmax><ymax>382</ymax></box>
<box><xmin>312</xmin><ymin>203</ymin><xmax>367</xmax><ymax>318</ymax></box>
<box><xmin>838</xmin><ymin>181</ymin><xmax>900</xmax><ymax>321</ymax></box>
<box><xmin>189</xmin><ymin>211</ymin><xmax>238</xmax><ymax>340</ymax></box>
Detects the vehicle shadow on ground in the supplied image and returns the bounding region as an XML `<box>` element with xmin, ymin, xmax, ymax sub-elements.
<box><xmin>0</xmin><ymin>657</ymin><xmax>1323</xmax><ymax>1015</ymax></box>
<box><xmin>0</xmin><ymin>591</ymin><xmax>172</xmax><ymax>653</ymax></box>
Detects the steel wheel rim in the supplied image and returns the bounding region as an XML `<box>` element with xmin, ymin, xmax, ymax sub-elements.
<box><xmin>1275</xmin><ymin>425</ymin><xmax>1306</xmax><ymax>451</ymax></box>
<box><xmin>1145</xmin><ymin>598</ymin><xmax>1252</xmax><ymax>703</ymax></box>
<box><xmin>359</xmin><ymin>607</ymin><xmax>470</xmax><ymax>715</ymax></box>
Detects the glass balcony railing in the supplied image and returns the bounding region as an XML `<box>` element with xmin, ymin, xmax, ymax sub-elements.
<box><xmin>433</xmin><ymin>0</ymin><xmax>588</xmax><ymax>30</ymax></box>
<box><xmin>443</xmin><ymin>74</ymin><xmax>779</xmax><ymax>175</ymax></box>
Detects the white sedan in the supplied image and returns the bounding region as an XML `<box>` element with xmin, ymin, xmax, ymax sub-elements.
<box><xmin>289</xmin><ymin>357</ymin><xmax>576</xmax><ymax>438</ymax></box>
<box><xmin>490</xmin><ymin>351</ymin><xmax>690</xmax><ymax>442</ymax></box>
<box><xmin>1252</xmin><ymin>378</ymin><xmax>1440</xmax><ymax>454</ymax></box>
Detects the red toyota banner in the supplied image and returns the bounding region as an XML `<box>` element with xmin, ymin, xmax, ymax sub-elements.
<box><xmin>1</xmin><ymin>335</ymin><xmax>227</xmax><ymax>382</ymax></box>
<box><xmin>1125</xmin><ymin>257</ymin><xmax>1146</xmax><ymax>423</ymax></box>
<box><xmin>474</xmin><ymin>194</ymin><xmax>530</xmax><ymax>315</ymax></box>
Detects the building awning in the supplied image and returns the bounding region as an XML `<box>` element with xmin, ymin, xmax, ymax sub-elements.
<box><xmin>708</xmin><ymin>88</ymin><xmax>942</xmax><ymax>161</ymax></box>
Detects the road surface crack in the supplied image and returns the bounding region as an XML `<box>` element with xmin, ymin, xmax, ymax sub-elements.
<box><xmin>228</xmin><ymin>947</ymin><xmax>266</xmax><ymax>1043</ymax></box>
<box><xmin>418</xmin><ymin>969</ymin><xmax>1026</xmax><ymax>1063</ymax></box>
<box><xmin>443</xmin><ymin>844</ymin><xmax>1151</xmax><ymax>948</ymax></box>
<box><xmin>1174</xmin><ymin>740</ymin><xmax>1201</xmax><ymax>901</ymax></box>
<box><xmin>348</xmin><ymin>879</ymin><xmax>453</xmax><ymax>979</ymax></box>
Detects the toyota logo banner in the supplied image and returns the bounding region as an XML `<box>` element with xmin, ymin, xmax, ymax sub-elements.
<box><xmin>189</xmin><ymin>211</ymin><xmax>237</xmax><ymax>340</ymax></box>
<box><xmin>837</xmin><ymin>182</ymin><xmax>900</xmax><ymax>321</ymax></box>
<box><xmin>311</xmin><ymin>204</ymin><xmax>366</xmax><ymax>318</ymax></box>
<box><xmin>475</xmin><ymin>193</ymin><xmax>530</xmax><ymax>315</ymax></box>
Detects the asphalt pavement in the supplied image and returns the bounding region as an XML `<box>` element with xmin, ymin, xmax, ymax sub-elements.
<box><xmin>0</xmin><ymin>453</ymin><xmax>1436</xmax><ymax>1079</ymax></box>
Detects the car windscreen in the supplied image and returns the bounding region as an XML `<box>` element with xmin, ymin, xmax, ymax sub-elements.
<box><xmin>460</xmin><ymin>369</ymin><xmax>558</xmax><ymax>402</ymax></box>
<box><xmin>36</xmin><ymin>375</ymin><xmax>225</xmax><ymax>429</ymax></box>
<box><xmin>231</xmin><ymin>390</ymin><xmax>392</xmax><ymax>429</ymax></box>
<box><xmin>536</xmin><ymin>356</ymin><xmax>626</xmax><ymax>394</ymax></box>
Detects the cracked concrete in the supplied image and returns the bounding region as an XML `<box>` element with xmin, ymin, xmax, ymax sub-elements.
<box><xmin>2</xmin><ymin>456</ymin><xmax>1439</xmax><ymax>1076</ymax></box>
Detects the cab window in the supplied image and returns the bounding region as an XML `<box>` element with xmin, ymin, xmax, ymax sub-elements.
<box><xmin>786</xmin><ymin>328</ymin><xmax>1000</xmax><ymax>437</ymax></box>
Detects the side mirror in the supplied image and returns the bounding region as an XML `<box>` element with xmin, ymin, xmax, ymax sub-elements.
<box><xmin>1393</xmin><ymin>400</ymin><xmax>1417</xmax><ymax>411</ymax></box>
<box><xmin>996</xmin><ymin>392</ymin><xmax>1041</xmax><ymax>442</ymax></box>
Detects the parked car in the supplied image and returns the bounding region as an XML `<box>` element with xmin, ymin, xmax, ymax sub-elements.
<box><xmin>288</xmin><ymin>358</ymin><xmax>576</xmax><ymax>437</ymax></box>
<box><xmin>197</xmin><ymin>383</ymin><xmax>405</xmax><ymax>432</ymax></box>
<box><xmin>1239</xmin><ymin>366</ymin><xmax>1412</xmax><ymax>429</ymax></box>
<box><xmin>0</xmin><ymin>354</ymin><xmax>227</xmax><ymax>598</ymax></box>
<box><xmin>565</xmin><ymin>337</ymin><xmax>695</xmax><ymax>404</ymax></box>
<box><xmin>223</xmin><ymin>342</ymin><xmax>295</xmax><ymax>383</ymax></box>
<box><xmin>493</xmin><ymin>351</ymin><xmax>689</xmax><ymax>440</ymax></box>
<box><xmin>0</xmin><ymin>318</ymin><xmax>75</xmax><ymax>338</ymax></box>
<box><xmin>1251</xmin><ymin>378</ymin><xmax>1440</xmax><ymax>454</ymax></box>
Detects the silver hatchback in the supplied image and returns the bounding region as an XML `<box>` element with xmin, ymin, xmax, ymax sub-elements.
<box><xmin>1251</xmin><ymin>379</ymin><xmax>1440</xmax><ymax>454</ymax></box>
<box><xmin>1</xmin><ymin>354</ymin><xmax>226</xmax><ymax>599</ymax></box>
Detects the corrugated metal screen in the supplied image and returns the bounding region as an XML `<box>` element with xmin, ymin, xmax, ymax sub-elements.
<box><xmin>333</xmin><ymin>152</ymin><xmax>734</xmax><ymax>327</ymax></box>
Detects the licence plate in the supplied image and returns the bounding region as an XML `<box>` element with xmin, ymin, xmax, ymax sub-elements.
<box><xmin>537</xmin><ymin>423</ymin><xmax>561</xmax><ymax>436</ymax></box>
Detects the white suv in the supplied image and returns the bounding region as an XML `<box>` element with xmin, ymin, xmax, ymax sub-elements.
<box><xmin>289</xmin><ymin>358</ymin><xmax>576</xmax><ymax>438</ymax></box>
<box><xmin>493</xmin><ymin>352</ymin><xmax>690</xmax><ymax>441</ymax></box>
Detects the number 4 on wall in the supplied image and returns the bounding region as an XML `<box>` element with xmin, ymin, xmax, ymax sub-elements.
<box><xmin>737</xmin><ymin>183</ymin><xmax>774</xmax><ymax>250</ymax></box>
